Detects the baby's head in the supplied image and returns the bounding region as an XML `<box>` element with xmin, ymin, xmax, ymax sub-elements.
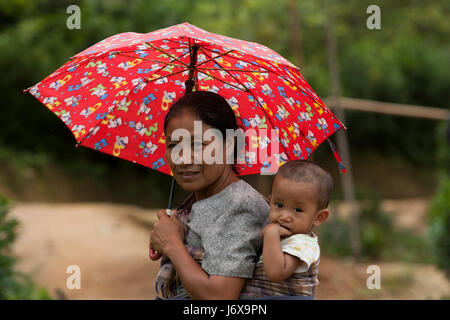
<box><xmin>269</xmin><ymin>160</ymin><xmax>333</xmax><ymax>235</ymax></box>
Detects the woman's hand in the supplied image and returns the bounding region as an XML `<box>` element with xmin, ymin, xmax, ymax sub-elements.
<box><xmin>149</xmin><ymin>245</ymin><xmax>162</xmax><ymax>261</ymax></box>
<box><xmin>149</xmin><ymin>210</ymin><xmax>185</xmax><ymax>258</ymax></box>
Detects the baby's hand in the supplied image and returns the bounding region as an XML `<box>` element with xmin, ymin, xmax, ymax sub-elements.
<box><xmin>261</xmin><ymin>223</ymin><xmax>292</xmax><ymax>239</ymax></box>
<box><xmin>275</xmin><ymin>224</ymin><xmax>292</xmax><ymax>239</ymax></box>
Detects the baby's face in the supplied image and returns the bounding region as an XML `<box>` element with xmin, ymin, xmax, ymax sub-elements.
<box><xmin>269</xmin><ymin>176</ymin><xmax>322</xmax><ymax>235</ymax></box>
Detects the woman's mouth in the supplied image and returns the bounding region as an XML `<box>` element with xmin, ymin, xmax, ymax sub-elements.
<box><xmin>176</xmin><ymin>171</ymin><xmax>200</xmax><ymax>182</ymax></box>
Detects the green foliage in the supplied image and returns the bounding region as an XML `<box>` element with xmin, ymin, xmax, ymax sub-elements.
<box><xmin>320</xmin><ymin>192</ymin><xmax>434</xmax><ymax>262</ymax></box>
<box><xmin>427</xmin><ymin>177</ymin><xmax>450</xmax><ymax>276</ymax></box>
<box><xmin>341</xmin><ymin>36</ymin><xmax>449</xmax><ymax>164</ymax></box>
<box><xmin>0</xmin><ymin>195</ymin><xmax>51</xmax><ymax>299</ymax></box>
<box><xmin>358</xmin><ymin>195</ymin><xmax>393</xmax><ymax>259</ymax></box>
<box><xmin>316</xmin><ymin>215</ymin><xmax>353</xmax><ymax>257</ymax></box>
<box><xmin>436</xmin><ymin>121</ymin><xmax>450</xmax><ymax>175</ymax></box>
<box><xmin>426</xmin><ymin>121</ymin><xmax>450</xmax><ymax>276</ymax></box>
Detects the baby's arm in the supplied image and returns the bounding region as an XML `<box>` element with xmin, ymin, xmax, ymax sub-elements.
<box><xmin>261</xmin><ymin>223</ymin><xmax>302</xmax><ymax>282</ymax></box>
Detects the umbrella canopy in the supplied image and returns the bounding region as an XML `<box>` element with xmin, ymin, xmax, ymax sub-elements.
<box><xmin>24</xmin><ymin>22</ymin><xmax>346</xmax><ymax>177</ymax></box>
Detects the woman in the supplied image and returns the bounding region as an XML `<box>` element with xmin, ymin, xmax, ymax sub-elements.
<box><xmin>149</xmin><ymin>91</ymin><xmax>269</xmax><ymax>300</ymax></box>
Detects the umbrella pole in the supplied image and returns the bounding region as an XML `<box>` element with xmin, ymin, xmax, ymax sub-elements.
<box><xmin>166</xmin><ymin>45</ymin><xmax>199</xmax><ymax>210</ymax></box>
<box><xmin>167</xmin><ymin>177</ymin><xmax>176</xmax><ymax>209</ymax></box>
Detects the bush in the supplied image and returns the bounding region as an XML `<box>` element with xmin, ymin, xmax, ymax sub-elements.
<box><xmin>320</xmin><ymin>192</ymin><xmax>434</xmax><ymax>263</ymax></box>
<box><xmin>0</xmin><ymin>194</ymin><xmax>51</xmax><ymax>299</ymax></box>
<box><xmin>427</xmin><ymin>177</ymin><xmax>450</xmax><ymax>277</ymax></box>
<box><xmin>358</xmin><ymin>195</ymin><xmax>393</xmax><ymax>259</ymax></box>
<box><xmin>426</xmin><ymin>120</ymin><xmax>450</xmax><ymax>276</ymax></box>
<box><xmin>317</xmin><ymin>215</ymin><xmax>353</xmax><ymax>257</ymax></box>
<box><xmin>320</xmin><ymin>195</ymin><xmax>394</xmax><ymax>260</ymax></box>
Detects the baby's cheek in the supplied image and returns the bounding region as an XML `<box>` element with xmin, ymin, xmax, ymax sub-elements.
<box><xmin>268</xmin><ymin>210</ymin><xmax>278</xmax><ymax>223</ymax></box>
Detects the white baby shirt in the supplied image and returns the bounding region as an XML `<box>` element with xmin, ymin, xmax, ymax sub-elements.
<box><xmin>259</xmin><ymin>232</ymin><xmax>320</xmax><ymax>273</ymax></box>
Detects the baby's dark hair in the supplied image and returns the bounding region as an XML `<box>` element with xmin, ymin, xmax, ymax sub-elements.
<box><xmin>274</xmin><ymin>160</ymin><xmax>333</xmax><ymax>210</ymax></box>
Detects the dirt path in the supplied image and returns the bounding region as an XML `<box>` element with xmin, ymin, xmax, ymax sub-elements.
<box><xmin>9</xmin><ymin>201</ymin><xmax>450</xmax><ymax>300</ymax></box>
<box><xmin>10</xmin><ymin>202</ymin><xmax>160</xmax><ymax>300</ymax></box>
<box><xmin>316</xmin><ymin>257</ymin><xmax>449</xmax><ymax>300</ymax></box>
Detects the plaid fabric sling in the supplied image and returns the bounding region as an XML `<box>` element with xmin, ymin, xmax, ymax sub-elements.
<box><xmin>240</xmin><ymin>259</ymin><xmax>319</xmax><ymax>298</ymax></box>
<box><xmin>154</xmin><ymin>194</ymin><xmax>318</xmax><ymax>299</ymax></box>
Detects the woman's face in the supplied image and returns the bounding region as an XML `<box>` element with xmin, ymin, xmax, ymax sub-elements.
<box><xmin>164</xmin><ymin>110</ymin><xmax>232</xmax><ymax>195</ymax></box>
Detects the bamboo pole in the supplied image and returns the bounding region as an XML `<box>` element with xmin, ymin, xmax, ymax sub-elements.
<box><xmin>289</xmin><ymin>0</ymin><xmax>303</xmax><ymax>68</ymax></box>
<box><xmin>324</xmin><ymin>97</ymin><xmax>449</xmax><ymax>120</ymax></box>
<box><xmin>325</xmin><ymin>1</ymin><xmax>361</xmax><ymax>259</ymax></box>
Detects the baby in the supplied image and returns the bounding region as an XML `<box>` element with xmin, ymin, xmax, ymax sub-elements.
<box><xmin>259</xmin><ymin>160</ymin><xmax>332</xmax><ymax>298</ymax></box>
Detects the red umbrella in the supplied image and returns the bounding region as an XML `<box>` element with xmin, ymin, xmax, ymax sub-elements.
<box><xmin>24</xmin><ymin>22</ymin><xmax>346</xmax><ymax>207</ymax></box>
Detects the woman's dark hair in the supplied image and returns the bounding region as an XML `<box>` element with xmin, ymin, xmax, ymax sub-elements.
<box><xmin>164</xmin><ymin>91</ymin><xmax>240</xmax><ymax>173</ymax></box>
<box><xmin>164</xmin><ymin>91</ymin><xmax>238</xmax><ymax>136</ymax></box>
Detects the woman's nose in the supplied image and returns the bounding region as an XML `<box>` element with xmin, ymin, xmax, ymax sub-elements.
<box><xmin>173</xmin><ymin>147</ymin><xmax>194</xmax><ymax>165</ymax></box>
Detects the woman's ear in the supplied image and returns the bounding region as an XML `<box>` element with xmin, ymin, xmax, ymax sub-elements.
<box><xmin>313</xmin><ymin>209</ymin><xmax>330</xmax><ymax>227</ymax></box>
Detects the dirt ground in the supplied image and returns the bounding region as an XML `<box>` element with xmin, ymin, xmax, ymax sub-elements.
<box><xmin>8</xmin><ymin>200</ymin><xmax>450</xmax><ymax>300</ymax></box>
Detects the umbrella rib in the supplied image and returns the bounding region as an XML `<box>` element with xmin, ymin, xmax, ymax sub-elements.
<box><xmin>199</xmin><ymin>44</ymin><xmax>298</xmax><ymax>70</ymax></box>
<box><xmin>198</xmin><ymin>49</ymin><xmax>256</xmax><ymax>94</ymax></box>
<box><xmin>144</xmin><ymin>68</ymin><xmax>188</xmax><ymax>84</ymax></box>
<box><xmin>219</xmin><ymin>54</ymin><xmax>320</xmax><ymax>104</ymax></box>
<box><xmin>199</xmin><ymin>46</ymin><xmax>307</xmax><ymax>96</ymax></box>
<box><xmin>196</xmin><ymin>48</ymin><xmax>248</xmax><ymax>92</ymax></box>
<box><xmin>201</xmin><ymin>49</ymin><xmax>292</xmax><ymax>162</ymax></box>
<box><xmin>224</xmin><ymin>54</ymin><xmax>326</xmax><ymax>112</ymax></box>
<box><xmin>195</xmin><ymin>49</ymin><xmax>235</xmax><ymax>68</ymax></box>
<box><xmin>206</xmin><ymin>63</ymin><xmax>251</xmax><ymax>94</ymax></box>
<box><xmin>115</xmin><ymin>51</ymin><xmax>189</xmax><ymax>89</ymax></box>
<box><xmin>145</xmin><ymin>42</ymin><xmax>189</xmax><ymax>68</ymax></box>
<box><xmin>199</xmin><ymin>46</ymin><xmax>284</xmax><ymax>77</ymax></box>
<box><xmin>99</xmin><ymin>48</ymin><xmax>191</xmax><ymax>91</ymax></box>
<box><xmin>195</xmin><ymin>69</ymin><xmax>247</xmax><ymax>92</ymax></box>
<box><xmin>136</xmin><ymin>49</ymin><xmax>191</xmax><ymax>78</ymax></box>
<box><xmin>197</xmin><ymin>67</ymin><xmax>269</xmax><ymax>74</ymax></box>
<box><xmin>118</xmin><ymin>52</ymin><xmax>189</xmax><ymax>69</ymax></box>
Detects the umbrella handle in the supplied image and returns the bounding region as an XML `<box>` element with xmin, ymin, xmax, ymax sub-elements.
<box><xmin>167</xmin><ymin>176</ymin><xmax>176</xmax><ymax>209</ymax></box>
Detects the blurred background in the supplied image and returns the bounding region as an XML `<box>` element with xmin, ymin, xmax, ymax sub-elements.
<box><xmin>0</xmin><ymin>0</ymin><xmax>449</xmax><ymax>299</ymax></box>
